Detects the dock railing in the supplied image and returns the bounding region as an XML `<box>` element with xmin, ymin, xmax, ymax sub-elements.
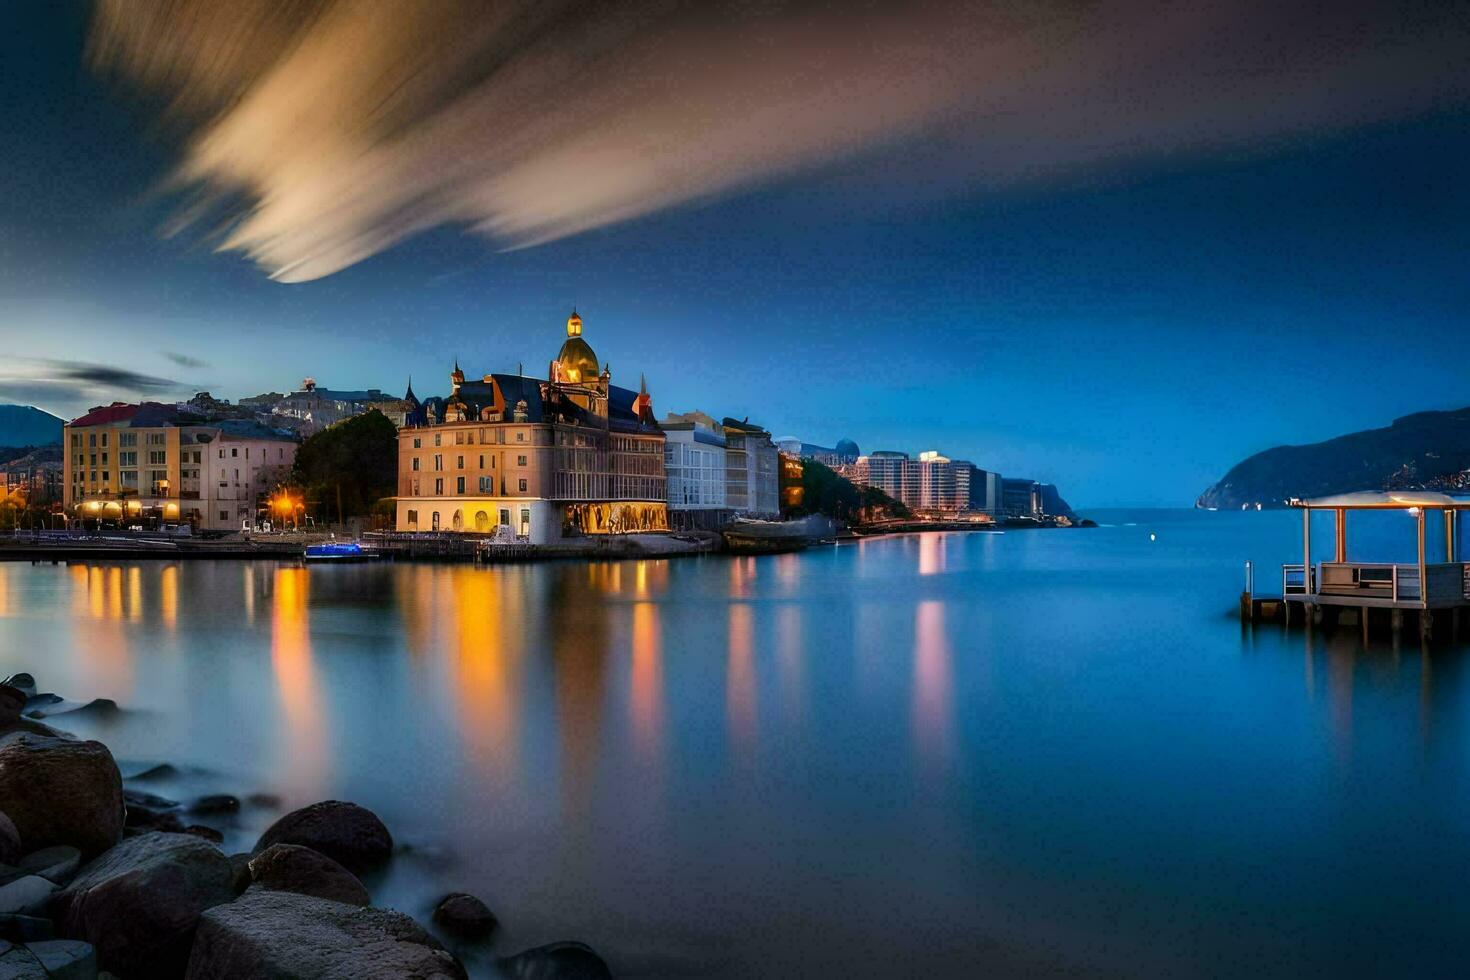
<box><xmin>1282</xmin><ymin>564</ymin><xmax>1314</xmax><ymax>596</ymax></box>
<box><xmin>1282</xmin><ymin>561</ymin><xmax>1469</xmax><ymax>603</ymax></box>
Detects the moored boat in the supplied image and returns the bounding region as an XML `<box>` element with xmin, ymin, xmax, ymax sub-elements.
<box><xmin>304</xmin><ymin>542</ymin><xmax>375</xmax><ymax>563</ymax></box>
<box><xmin>721</xmin><ymin>518</ymin><xmax>812</xmax><ymax>555</ymax></box>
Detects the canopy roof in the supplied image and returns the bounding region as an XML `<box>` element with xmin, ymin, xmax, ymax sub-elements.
<box><xmin>1292</xmin><ymin>491</ymin><xmax>1470</xmax><ymax>510</ymax></box>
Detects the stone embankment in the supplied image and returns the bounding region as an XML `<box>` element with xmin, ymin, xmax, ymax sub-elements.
<box><xmin>0</xmin><ymin>672</ymin><xmax>613</xmax><ymax>979</ymax></box>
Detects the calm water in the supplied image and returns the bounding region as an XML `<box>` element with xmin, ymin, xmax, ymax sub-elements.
<box><xmin>3</xmin><ymin>509</ymin><xmax>1469</xmax><ymax>977</ymax></box>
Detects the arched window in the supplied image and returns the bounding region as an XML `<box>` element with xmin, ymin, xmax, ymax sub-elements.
<box><xmin>474</xmin><ymin>511</ymin><xmax>490</xmax><ymax>532</ymax></box>
<box><xmin>452</xmin><ymin>509</ymin><xmax>464</xmax><ymax>531</ymax></box>
<box><xmin>431</xmin><ymin>512</ymin><xmax>440</xmax><ymax>531</ymax></box>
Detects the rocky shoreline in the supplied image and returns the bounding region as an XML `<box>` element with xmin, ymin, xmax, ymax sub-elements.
<box><xmin>0</xmin><ymin>673</ymin><xmax>612</xmax><ymax>979</ymax></box>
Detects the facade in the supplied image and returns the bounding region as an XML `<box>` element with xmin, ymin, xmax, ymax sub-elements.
<box><xmin>775</xmin><ymin>436</ymin><xmax>861</xmax><ymax>467</ymax></box>
<box><xmin>969</xmin><ymin>467</ymin><xmax>1003</xmax><ymax>515</ymax></box>
<box><xmin>1002</xmin><ymin>478</ymin><xmax>1042</xmax><ymax>518</ymax></box>
<box><xmin>393</xmin><ymin>312</ymin><xmax>667</xmax><ymax>541</ymax></box>
<box><xmin>722</xmin><ymin>418</ymin><xmax>780</xmax><ymax>518</ymax></box>
<box><xmin>846</xmin><ymin>450</ymin><xmax>984</xmax><ymax>515</ymax></box>
<box><xmin>63</xmin><ymin>403</ymin><xmax>297</xmax><ymax>530</ymax></box>
<box><xmin>662</xmin><ymin>412</ymin><xmax>730</xmax><ymax>530</ymax></box>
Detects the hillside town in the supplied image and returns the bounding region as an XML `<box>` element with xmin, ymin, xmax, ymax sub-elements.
<box><xmin>4</xmin><ymin>311</ymin><xmax>1076</xmax><ymax>541</ymax></box>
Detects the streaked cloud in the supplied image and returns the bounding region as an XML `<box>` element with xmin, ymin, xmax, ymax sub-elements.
<box><xmin>0</xmin><ymin>358</ymin><xmax>193</xmax><ymax>419</ymax></box>
<box><xmin>164</xmin><ymin>352</ymin><xmax>210</xmax><ymax>369</ymax></box>
<box><xmin>89</xmin><ymin>0</ymin><xmax>1470</xmax><ymax>282</ymax></box>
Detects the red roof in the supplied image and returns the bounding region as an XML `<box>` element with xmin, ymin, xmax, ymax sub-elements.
<box><xmin>67</xmin><ymin>402</ymin><xmax>174</xmax><ymax>427</ymax></box>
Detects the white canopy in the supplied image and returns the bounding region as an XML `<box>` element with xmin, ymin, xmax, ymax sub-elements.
<box><xmin>1293</xmin><ymin>491</ymin><xmax>1470</xmax><ymax>509</ymax></box>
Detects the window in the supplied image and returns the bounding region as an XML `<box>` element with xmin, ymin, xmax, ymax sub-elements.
<box><xmin>100</xmin><ymin>433</ymin><xmax>108</xmax><ymax>447</ymax></box>
<box><xmin>407</xmin><ymin>509</ymin><xmax>418</xmax><ymax>527</ymax></box>
<box><xmin>101</xmin><ymin>453</ymin><xmax>108</xmax><ymax>465</ymax></box>
<box><xmin>89</xmin><ymin>434</ymin><xmax>96</xmax><ymax>447</ymax></box>
<box><xmin>148</xmin><ymin>451</ymin><xmax>166</xmax><ymax>465</ymax></box>
<box><xmin>517</xmin><ymin>455</ymin><xmax>527</xmax><ymax>466</ymax></box>
<box><xmin>519</xmin><ymin>508</ymin><xmax>530</xmax><ymax>536</ymax></box>
<box><xmin>431</xmin><ymin>512</ymin><xmax>440</xmax><ymax>530</ymax></box>
<box><xmin>147</xmin><ymin>433</ymin><xmax>165</xmax><ymax>445</ymax></box>
<box><xmin>434</xmin><ymin>434</ymin><xmax>441</xmax><ymax>447</ymax></box>
<box><xmin>456</xmin><ymin>476</ymin><xmax>465</xmax><ymax>494</ymax></box>
<box><xmin>518</xmin><ymin>479</ymin><xmax>527</xmax><ymax>492</ymax></box>
<box><xmin>516</xmin><ymin>432</ymin><xmax>524</xmax><ymax>442</ymax></box>
<box><xmin>220</xmin><ymin>511</ymin><xmax>229</xmax><ymax>522</ymax></box>
<box><xmin>499</xmin><ymin>508</ymin><xmax>510</xmax><ymax>526</ymax></box>
<box><xmin>119</xmin><ymin>433</ymin><xmax>136</xmax><ymax>447</ymax></box>
<box><xmin>456</xmin><ymin>455</ymin><xmax>464</xmax><ymax>469</ymax></box>
<box><xmin>434</xmin><ymin>478</ymin><xmax>443</xmax><ymax>495</ymax></box>
<box><xmin>433</xmin><ymin>454</ymin><xmax>443</xmax><ymax>471</ymax></box>
<box><xmin>478</xmin><ymin>455</ymin><xmax>484</xmax><ymax>468</ymax></box>
<box><xmin>479</xmin><ymin>476</ymin><xmax>493</xmax><ymax>492</ymax></box>
<box><xmin>89</xmin><ymin>454</ymin><xmax>96</xmax><ymax>466</ymax></box>
<box><xmin>231</xmin><ymin>448</ymin><xmax>238</xmax><ymax>458</ymax></box>
<box><xmin>413</xmin><ymin>438</ymin><xmax>421</xmax><ymax>449</ymax></box>
<box><xmin>411</xmin><ymin>458</ymin><xmax>420</xmax><ymax>471</ymax></box>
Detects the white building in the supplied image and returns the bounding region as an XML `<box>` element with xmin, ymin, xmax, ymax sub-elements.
<box><xmin>720</xmin><ymin>417</ymin><xmax>779</xmax><ymax>518</ymax></box>
<box><xmin>662</xmin><ymin>412</ymin><xmax>730</xmax><ymax>530</ymax></box>
<box><xmin>200</xmin><ymin>422</ymin><xmax>298</xmax><ymax>530</ymax></box>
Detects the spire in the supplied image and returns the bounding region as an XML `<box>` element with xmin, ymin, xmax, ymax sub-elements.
<box><xmin>639</xmin><ymin>372</ymin><xmax>647</xmax><ymax>396</ymax></box>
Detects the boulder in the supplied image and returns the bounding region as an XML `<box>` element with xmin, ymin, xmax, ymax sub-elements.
<box><xmin>183</xmin><ymin>826</ymin><xmax>224</xmax><ymax>845</ymax></box>
<box><xmin>247</xmin><ymin>844</ymin><xmax>369</xmax><ymax>907</ymax></box>
<box><xmin>0</xmin><ymin>914</ymin><xmax>55</xmax><ymax>943</ymax></box>
<box><xmin>24</xmin><ymin>939</ymin><xmax>96</xmax><ymax>980</ymax></box>
<box><xmin>252</xmin><ymin>801</ymin><xmax>392</xmax><ymax>875</ymax></box>
<box><xmin>50</xmin><ymin>831</ymin><xmax>235</xmax><ymax>978</ymax></box>
<box><xmin>0</xmin><ymin>732</ymin><xmax>123</xmax><ymax>857</ymax></box>
<box><xmin>0</xmin><ymin>877</ymin><xmax>55</xmax><ymax>916</ymax></box>
<box><xmin>1</xmin><ymin>675</ymin><xmax>36</xmax><ymax>699</ymax></box>
<box><xmin>0</xmin><ymin>940</ymin><xmax>47</xmax><ymax>979</ymax></box>
<box><xmin>499</xmin><ymin>941</ymin><xmax>613</xmax><ymax>980</ymax></box>
<box><xmin>432</xmin><ymin>892</ymin><xmax>497</xmax><ymax>940</ymax></box>
<box><xmin>184</xmin><ymin>888</ymin><xmax>466</xmax><ymax>980</ymax></box>
<box><xmin>226</xmin><ymin>854</ymin><xmax>253</xmax><ymax>897</ymax></box>
<box><xmin>0</xmin><ymin>688</ymin><xmax>53</xmax><ymax>739</ymax></box>
<box><xmin>0</xmin><ymin>813</ymin><xmax>19</xmax><ymax>866</ymax></box>
<box><xmin>190</xmin><ymin>796</ymin><xmax>239</xmax><ymax>816</ymax></box>
<box><xmin>18</xmin><ymin>846</ymin><xmax>81</xmax><ymax>886</ymax></box>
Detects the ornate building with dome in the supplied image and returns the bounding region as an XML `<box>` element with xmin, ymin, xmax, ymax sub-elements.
<box><xmin>394</xmin><ymin>311</ymin><xmax>667</xmax><ymax>540</ymax></box>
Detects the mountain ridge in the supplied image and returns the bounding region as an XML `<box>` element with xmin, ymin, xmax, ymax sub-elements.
<box><xmin>1197</xmin><ymin>406</ymin><xmax>1470</xmax><ymax>509</ymax></box>
<box><xmin>0</xmin><ymin>404</ymin><xmax>64</xmax><ymax>449</ymax></box>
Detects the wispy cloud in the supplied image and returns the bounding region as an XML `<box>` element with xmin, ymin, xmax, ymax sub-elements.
<box><xmin>88</xmin><ymin>0</ymin><xmax>1470</xmax><ymax>282</ymax></box>
<box><xmin>0</xmin><ymin>358</ymin><xmax>193</xmax><ymax>419</ymax></box>
<box><xmin>164</xmin><ymin>352</ymin><xmax>210</xmax><ymax>369</ymax></box>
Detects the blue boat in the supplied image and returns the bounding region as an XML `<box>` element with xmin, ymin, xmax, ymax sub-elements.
<box><xmin>303</xmin><ymin>542</ymin><xmax>374</xmax><ymax>563</ymax></box>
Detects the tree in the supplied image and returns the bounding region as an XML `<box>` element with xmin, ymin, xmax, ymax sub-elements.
<box><xmin>290</xmin><ymin>410</ymin><xmax>398</xmax><ymax>523</ymax></box>
<box><xmin>782</xmin><ymin>459</ymin><xmax>911</xmax><ymax>524</ymax></box>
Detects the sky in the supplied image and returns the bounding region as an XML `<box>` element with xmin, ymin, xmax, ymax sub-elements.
<box><xmin>1</xmin><ymin>0</ymin><xmax>1468</xmax><ymax>507</ymax></box>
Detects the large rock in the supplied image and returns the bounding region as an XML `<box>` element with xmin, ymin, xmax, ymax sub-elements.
<box><xmin>0</xmin><ymin>877</ymin><xmax>55</xmax><ymax>916</ymax></box>
<box><xmin>499</xmin><ymin>941</ymin><xmax>613</xmax><ymax>980</ymax></box>
<box><xmin>247</xmin><ymin>844</ymin><xmax>369</xmax><ymax>907</ymax></box>
<box><xmin>51</xmin><ymin>831</ymin><xmax>235</xmax><ymax>978</ymax></box>
<box><xmin>24</xmin><ymin>938</ymin><xmax>96</xmax><ymax>980</ymax></box>
<box><xmin>252</xmin><ymin>801</ymin><xmax>392</xmax><ymax>874</ymax></box>
<box><xmin>0</xmin><ymin>940</ymin><xmax>47</xmax><ymax>979</ymax></box>
<box><xmin>19</xmin><ymin>846</ymin><xmax>81</xmax><ymax>886</ymax></box>
<box><xmin>0</xmin><ymin>687</ymin><xmax>54</xmax><ymax>739</ymax></box>
<box><xmin>0</xmin><ymin>813</ymin><xmax>19</xmax><ymax>866</ymax></box>
<box><xmin>432</xmin><ymin>892</ymin><xmax>497</xmax><ymax>940</ymax></box>
<box><xmin>184</xmin><ymin>888</ymin><xmax>466</xmax><ymax>980</ymax></box>
<box><xmin>0</xmin><ymin>732</ymin><xmax>123</xmax><ymax>857</ymax></box>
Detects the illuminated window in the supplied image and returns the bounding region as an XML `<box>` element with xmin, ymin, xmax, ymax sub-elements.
<box><xmin>518</xmin><ymin>479</ymin><xmax>527</xmax><ymax>492</ymax></box>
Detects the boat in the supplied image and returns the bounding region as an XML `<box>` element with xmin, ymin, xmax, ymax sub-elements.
<box><xmin>304</xmin><ymin>542</ymin><xmax>375</xmax><ymax>563</ymax></box>
<box><xmin>721</xmin><ymin>518</ymin><xmax>812</xmax><ymax>555</ymax></box>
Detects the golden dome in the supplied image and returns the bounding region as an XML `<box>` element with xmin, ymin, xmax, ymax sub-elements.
<box><xmin>567</xmin><ymin>310</ymin><xmax>583</xmax><ymax>338</ymax></box>
<box><xmin>556</xmin><ymin>336</ymin><xmax>599</xmax><ymax>383</ymax></box>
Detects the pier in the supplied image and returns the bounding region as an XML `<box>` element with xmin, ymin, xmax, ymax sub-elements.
<box><xmin>1241</xmin><ymin>492</ymin><xmax>1469</xmax><ymax>642</ymax></box>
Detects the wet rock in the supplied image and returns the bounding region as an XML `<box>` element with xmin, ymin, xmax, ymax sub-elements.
<box><xmin>227</xmin><ymin>854</ymin><xmax>253</xmax><ymax>896</ymax></box>
<box><xmin>123</xmin><ymin>789</ymin><xmax>183</xmax><ymax>834</ymax></box>
<box><xmin>0</xmin><ymin>688</ymin><xmax>54</xmax><ymax>739</ymax></box>
<box><xmin>0</xmin><ymin>876</ymin><xmax>56</xmax><ymax>916</ymax></box>
<box><xmin>51</xmin><ymin>831</ymin><xmax>234</xmax><ymax>978</ymax></box>
<box><xmin>0</xmin><ymin>732</ymin><xmax>123</xmax><ymax>858</ymax></box>
<box><xmin>432</xmin><ymin>892</ymin><xmax>498</xmax><ymax>940</ymax></box>
<box><xmin>0</xmin><ymin>941</ymin><xmax>46</xmax><ymax>979</ymax></box>
<box><xmin>252</xmin><ymin>801</ymin><xmax>392</xmax><ymax>875</ymax></box>
<box><xmin>123</xmin><ymin>762</ymin><xmax>179</xmax><ymax>782</ymax></box>
<box><xmin>25</xmin><ymin>938</ymin><xmax>97</xmax><ymax>980</ymax></box>
<box><xmin>0</xmin><ymin>914</ymin><xmax>55</xmax><ymax>943</ymax></box>
<box><xmin>122</xmin><ymin>788</ymin><xmax>178</xmax><ymax>811</ymax></box>
<box><xmin>1</xmin><ymin>675</ymin><xmax>36</xmax><ymax>699</ymax></box>
<box><xmin>184</xmin><ymin>888</ymin><xmax>466</xmax><ymax>980</ymax></box>
<box><xmin>18</xmin><ymin>846</ymin><xmax>81</xmax><ymax>886</ymax></box>
<box><xmin>499</xmin><ymin>941</ymin><xmax>613</xmax><ymax>980</ymax></box>
<box><xmin>189</xmin><ymin>795</ymin><xmax>239</xmax><ymax>816</ymax></box>
<box><xmin>247</xmin><ymin>844</ymin><xmax>369</xmax><ymax>907</ymax></box>
<box><xmin>0</xmin><ymin>812</ymin><xmax>19</xmax><ymax>866</ymax></box>
<box><xmin>21</xmin><ymin>699</ymin><xmax>119</xmax><ymax>723</ymax></box>
<box><xmin>183</xmin><ymin>825</ymin><xmax>224</xmax><ymax>845</ymax></box>
<box><xmin>21</xmin><ymin>694</ymin><xmax>61</xmax><ymax>712</ymax></box>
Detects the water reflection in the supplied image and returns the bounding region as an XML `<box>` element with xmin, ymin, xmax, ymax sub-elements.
<box><xmin>270</xmin><ymin>567</ymin><xmax>328</xmax><ymax>795</ymax></box>
<box><xmin>918</xmin><ymin>533</ymin><xmax>947</xmax><ymax>576</ymax></box>
<box><xmin>726</xmin><ymin>603</ymin><xmax>757</xmax><ymax>763</ymax></box>
<box><xmin>912</xmin><ymin>600</ymin><xmax>953</xmax><ymax>777</ymax></box>
<box><xmin>449</xmin><ymin>568</ymin><xmax>520</xmax><ymax>789</ymax></box>
<box><xmin>630</xmin><ymin>601</ymin><xmax>663</xmax><ymax>767</ymax></box>
<box><xmin>550</xmin><ymin>565</ymin><xmax>609</xmax><ymax>819</ymax></box>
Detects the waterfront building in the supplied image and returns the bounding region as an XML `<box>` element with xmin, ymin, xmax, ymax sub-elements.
<box><xmin>721</xmin><ymin>417</ymin><xmax>780</xmax><ymax>518</ymax></box>
<box><xmin>1002</xmin><ymin>478</ymin><xmax>1042</xmax><ymax>518</ymax></box>
<box><xmin>64</xmin><ymin>403</ymin><xmax>297</xmax><ymax>529</ymax></box>
<box><xmin>393</xmin><ymin>311</ymin><xmax>667</xmax><ymax>541</ymax></box>
<box><xmin>969</xmin><ymin>466</ymin><xmax>1003</xmax><ymax>515</ymax></box>
<box><xmin>846</xmin><ymin>449</ymin><xmax>986</xmax><ymax>515</ymax></box>
<box><xmin>662</xmin><ymin>411</ymin><xmax>730</xmax><ymax>530</ymax></box>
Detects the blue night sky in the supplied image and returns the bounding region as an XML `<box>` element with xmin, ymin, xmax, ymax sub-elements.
<box><xmin>2</xmin><ymin>1</ymin><xmax>1468</xmax><ymax>507</ymax></box>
